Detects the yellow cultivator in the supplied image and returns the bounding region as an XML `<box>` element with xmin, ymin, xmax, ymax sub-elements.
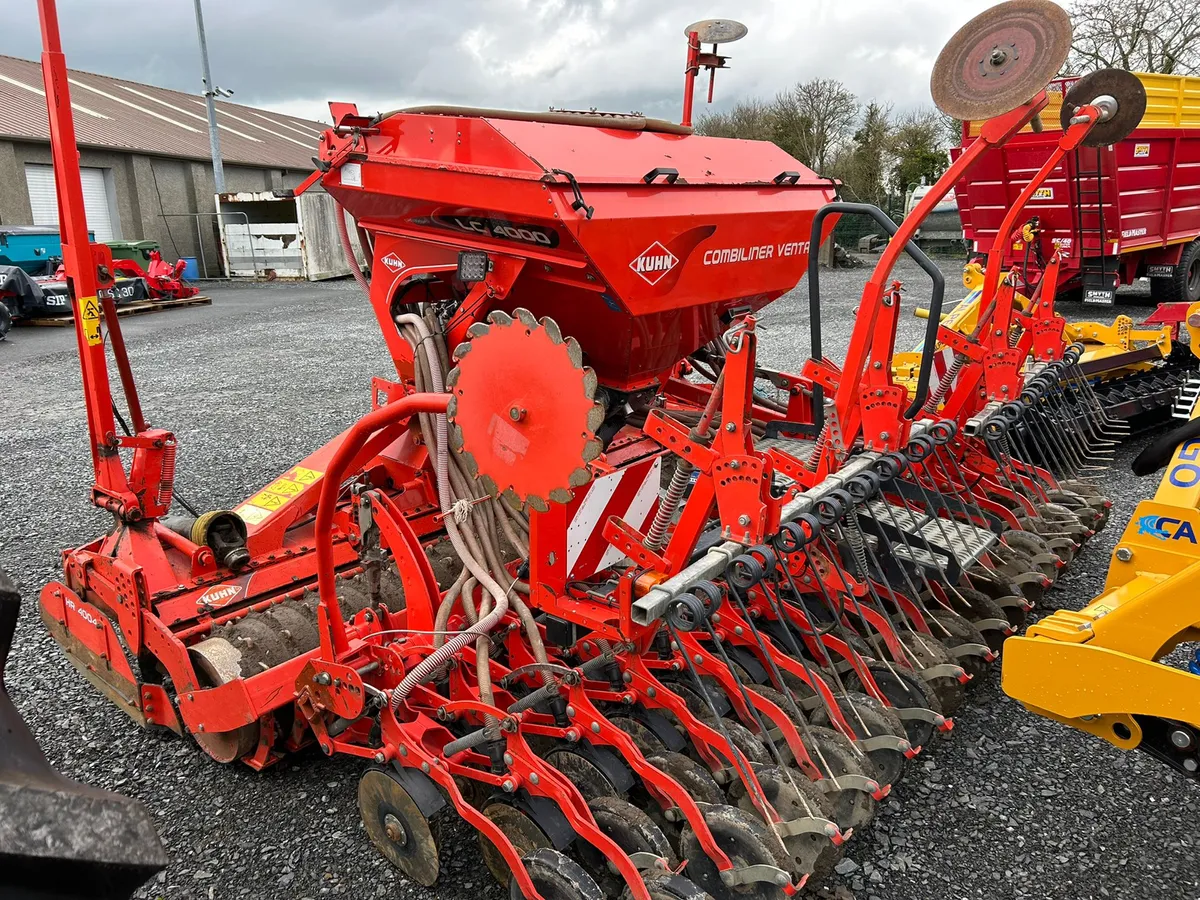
<box><xmin>1003</xmin><ymin>302</ymin><xmax>1200</xmax><ymax>777</ymax></box>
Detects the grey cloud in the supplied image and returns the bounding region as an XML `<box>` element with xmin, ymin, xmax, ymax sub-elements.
<box><xmin>2</xmin><ymin>1</ymin><xmax>1028</xmax><ymax>124</ymax></box>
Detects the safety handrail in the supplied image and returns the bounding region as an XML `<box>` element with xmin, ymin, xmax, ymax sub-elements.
<box><xmin>807</xmin><ymin>202</ymin><xmax>946</xmax><ymax>418</ymax></box>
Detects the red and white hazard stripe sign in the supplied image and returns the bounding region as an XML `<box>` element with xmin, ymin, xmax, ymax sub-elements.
<box><xmin>930</xmin><ymin>347</ymin><xmax>959</xmax><ymax>389</ymax></box>
<box><xmin>566</xmin><ymin>457</ymin><xmax>662</xmax><ymax>580</ymax></box>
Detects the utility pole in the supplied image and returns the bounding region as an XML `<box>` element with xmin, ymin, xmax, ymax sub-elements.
<box><xmin>193</xmin><ymin>0</ymin><xmax>226</xmax><ymax>194</ymax></box>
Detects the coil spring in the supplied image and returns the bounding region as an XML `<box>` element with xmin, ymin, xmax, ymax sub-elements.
<box><xmin>841</xmin><ymin>514</ymin><xmax>872</xmax><ymax>581</ymax></box>
<box><xmin>807</xmin><ymin>423</ymin><xmax>829</xmax><ymax>468</ymax></box>
<box><xmin>923</xmin><ymin>355</ymin><xmax>966</xmax><ymax>415</ymax></box>
<box><xmin>157</xmin><ymin>438</ymin><xmax>177</xmax><ymax>509</ymax></box>
<box><xmin>645</xmin><ymin>461</ymin><xmax>692</xmax><ymax>549</ymax></box>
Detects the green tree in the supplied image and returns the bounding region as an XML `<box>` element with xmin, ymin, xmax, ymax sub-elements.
<box><xmin>840</xmin><ymin>101</ymin><xmax>892</xmax><ymax>206</ymax></box>
<box><xmin>890</xmin><ymin>108</ymin><xmax>949</xmax><ymax>195</ymax></box>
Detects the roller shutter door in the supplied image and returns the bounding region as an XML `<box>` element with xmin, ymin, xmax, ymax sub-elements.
<box><xmin>25</xmin><ymin>163</ymin><xmax>116</xmax><ymax>242</ymax></box>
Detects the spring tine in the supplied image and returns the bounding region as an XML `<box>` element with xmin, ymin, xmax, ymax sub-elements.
<box><xmin>1010</xmin><ymin>425</ymin><xmax>1056</xmax><ymax>504</ymax></box>
<box><xmin>1045</xmin><ymin>382</ymin><xmax>1111</xmax><ymax>462</ymax></box>
<box><xmin>929</xmin><ymin>443</ymin><xmax>992</xmax><ymax>532</ymax></box>
<box><xmin>1024</xmin><ymin>402</ymin><xmax>1076</xmax><ymax>478</ymax></box>
<box><xmin>816</xmin><ymin>528</ymin><xmax>915</xmax><ymax>671</ymax></box>
<box><xmin>725</xmin><ymin>581</ymin><xmax>860</xmax><ymax>771</ymax></box>
<box><xmin>666</xmin><ymin>621</ymin><xmax>775</xmax><ymax>817</ymax></box>
<box><xmin>762</xmin><ymin>569</ymin><xmax>870</xmax><ymax>734</ymax></box>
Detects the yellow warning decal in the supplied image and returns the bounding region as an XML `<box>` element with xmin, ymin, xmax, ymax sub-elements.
<box><xmin>237</xmin><ymin>504</ymin><xmax>272</xmax><ymax>526</ymax></box>
<box><xmin>234</xmin><ymin>465</ymin><xmax>324</xmax><ymax>527</ymax></box>
<box><xmin>290</xmin><ymin>466</ymin><xmax>322</xmax><ymax>485</ymax></box>
<box><xmin>264</xmin><ymin>477</ymin><xmax>304</xmax><ymax>497</ymax></box>
<box><xmin>79</xmin><ymin>296</ymin><xmax>102</xmax><ymax>346</ymax></box>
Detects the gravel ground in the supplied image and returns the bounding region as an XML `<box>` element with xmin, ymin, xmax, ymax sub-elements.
<box><xmin>2</xmin><ymin>260</ymin><xmax>1197</xmax><ymax>900</ymax></box>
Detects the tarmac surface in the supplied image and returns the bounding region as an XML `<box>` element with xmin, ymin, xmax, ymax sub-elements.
<box><xmin>2</xmin><ymin>260</ymin><xmax>1197</xmax><ymax>900</ymax></box>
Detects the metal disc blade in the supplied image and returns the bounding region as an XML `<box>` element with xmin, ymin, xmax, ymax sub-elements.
<box><xmin>931</xmin><ymin>0</ymin><xmax>1073</xmax><ymax>120</ymax></box>
<box><xmin>683</xmin><ymin>18</ymin><xmax>748</xmax><ymax>44</ymax></box>
<box><xmin>1060</xmin><ymin>68</ymin><xmax>1148</xmax><ymax>146</ymax></box>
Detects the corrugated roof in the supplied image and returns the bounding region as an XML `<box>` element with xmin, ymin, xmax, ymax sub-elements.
<box><xmin>0</xmin><ymin>55</ymin><xmax>323</xmax><ymax>170</ymax></box>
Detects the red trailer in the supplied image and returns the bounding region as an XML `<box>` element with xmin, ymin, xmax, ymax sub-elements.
<box><xmin>954</xmin><ymin>72</ymin><xmax>1200</xmax><ymax>305</ymax></box>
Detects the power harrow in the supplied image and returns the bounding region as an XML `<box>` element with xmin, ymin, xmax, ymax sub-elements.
<box><xmin>29</xmin><ymin>2</ymin><xmax>1120</xmax><ymax>898</ymax></box>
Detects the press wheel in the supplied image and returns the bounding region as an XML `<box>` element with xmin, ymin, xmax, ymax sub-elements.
<box><xmin>608</xmin><ymin>712</ymin><xmax>669</xmax><ymax>754</ymax></box>
<box><xmin>988</xmin><ymin>543</ymin><xmax>1047</xmax><ymax>607</ymax></box>
<box><xmin>846</xmin><ymin>661</ymin><xmax>942</xmax><ymax>749</ymax></box>
<box><xmin>710</xmin><ymin>719</ymin><xmax>770</xmax><ymax>767</ymax></box>
<box><xmin>810</xmin><ymin>691</ymin><xmax>909</xmax><ymax>788</ymax></box>
<box><xmin>679</xmin><ymin>803</ymin><xmax>790</xmax><ymax>900</ymax></box>
<box><xmin>481</xmin><ymin>801</ymin><xmax>553</xmax><ymax>887</ymax></box>
<box><xmin>509</xmin><ymin>847</ymin><xmax>605</xmax><ymax>900</ymax></box>
<box><xmin>622</xmin><ymin>871</ymin><xmax>715</xmax><ymax>900</ymax></box>
<box><xmin>804</xmin><ymin>725</ymin><xmax>877</xmax><ymax>831</ymax></box>
<box><xmin>728</xmin><ymin>763</ymin><xmax>840</xmax><ymax>881</ymax></box>
<box><xmin>577</xmin><ymin>796</ymin><xmax>676</xmax><ymax>897</ymax></box>
<box><xmin>963</xmin><ymin>570</ymin><xmax>1030</xmax><ymax>628</ymax></box>
<box><xmin>899</xmin><ymin>633</ymin><xmax>966</xmax><ymax>717</ymax></box>
<box><xmin>927</xmin><ymin>609</ymin><xmax>991</xmax><ymax>686</ymax></box>
<box><xmin>1002</xmin><ymin>530</ymin><xmax>1061</xmax><ymax>582</ymax></box>
<box><xmin>544</xmin><ymin>747</ymin><xmax>619</xmax><ymax>801</ymax></box>
<box><xmin>949</xmin><ymin>586</ymin><xmax>1012</xmax><ymax>652</ymax></box>
<box><xmin>358</xmin><ymin>768</ymin><xmax>441</xmax><ymax>887</ymax></box>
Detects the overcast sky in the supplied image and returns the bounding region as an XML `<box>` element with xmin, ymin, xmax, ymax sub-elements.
<box><xmin>1</xmin><ymin>0</ymin><xmax>1030</xmax><ymax>124</ymax></box>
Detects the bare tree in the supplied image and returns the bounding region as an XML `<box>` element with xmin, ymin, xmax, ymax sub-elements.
<box><xmin>771</xmin><ymin>78</ymin><xmax>859</xmax><ymax>174</ymax></box>
<box><xmin>1069</xmin><ymin>0</ymin><xmax>1200</xmax><ymax>75</ymax></box>
<box><xmin>695</xmin><ymin>99</ymin><xmax>775</xmax><ymax>141</ymax></box>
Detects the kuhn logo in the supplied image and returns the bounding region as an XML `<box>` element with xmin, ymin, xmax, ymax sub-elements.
<box><xmin>1137</xmin><ymin>515</ymin><xmax>1197</xmax><ymax>543</ymax></box>
<box><xmin>381</xmin><ymin>252</ymin><xmax>406</xmax><ymax>273</ymax></box>
<box><xmin>196</xmin><ymin>584</ymin><xmax>243</xmax><ymax>609</ymax></box>
<box><xmin>630</xmin><ymin>242</ymin><xmax>678</xmax><ymax>285</ymax></box>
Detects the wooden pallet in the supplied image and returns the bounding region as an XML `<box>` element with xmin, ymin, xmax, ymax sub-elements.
<box><xmin>20</xmin><ymin>294</ymin><xmax>212</xmax><ymax>327</ymax></box>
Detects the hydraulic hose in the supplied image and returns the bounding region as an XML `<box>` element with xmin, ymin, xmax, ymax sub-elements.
<box><xmin>335</xmin><ymin>200</ymin><xmax>370</xmax><ymax>296</ymax></box>
<box><xmin>390</xmin><ymin>314</ymin><xmax>513</xmax><ymax>710</ymax></box>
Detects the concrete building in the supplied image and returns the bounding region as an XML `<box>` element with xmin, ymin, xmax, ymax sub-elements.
<box><xmin>0</xmin><ymin>54</ymin><xmax>324</xmax><ymax>277</ymax></box>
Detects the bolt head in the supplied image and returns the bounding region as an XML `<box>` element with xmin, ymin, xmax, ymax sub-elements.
<box><xmin>384</xmin><ymin>813</ymin><xmax>408</xmax><ymax>846</ymax></box>
<box><xmin>502</xmin><ymin>779</ymin><xmax>515</xmax><ymax>792</ymax></box>
<box><xmin>1115</xmin><ymin>547</ymin><xmax>1133</xmax><ymax>562</ymax></box>
<box><xmin>725</xmin><ymin>422</ymin><xmax>736</xmax><ymax>432</ymax></box>
<box><xmin>529</xmin><ymin>773</ymin><xmax>540</xmax><ymax>785</ymax></box>
<box><xmin>738</xmin><ymin>515</ymin><xmax>751</xmax><ymax>526</ymax></box>
<box><xmin>1170</xmin><ymin>729</ymin><xmax>1193</xmax><ymax>749</ymax></box>
<box><xmin>374</xmin><ymin>752</ymin><xmax>386</xmax><ymax>764</ymax></box>
<box><xmin>592</xmin><ymin>722</ymin><xmax>601</xmax><ymax>734</ymax></box>
<box><xmin>566</xmin><ymin>705</ymin><xmax>576</xmax><ymax>718</ymax></box>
